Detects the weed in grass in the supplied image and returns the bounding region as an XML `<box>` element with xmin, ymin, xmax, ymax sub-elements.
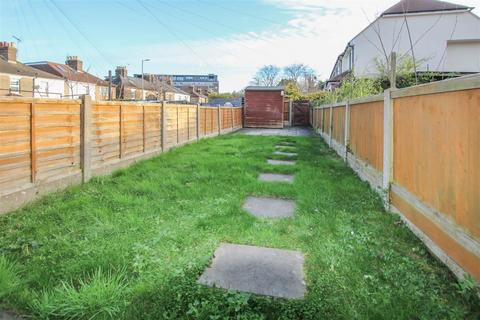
<box><xmin>31</xmin><ymin>268</ymin><xmax>130</xmax><ymax>319</ymax></box>
<box><xmin>0</xmin><ymin>256</ymin><xmax>22</xmax><ymax>299</ymax></box>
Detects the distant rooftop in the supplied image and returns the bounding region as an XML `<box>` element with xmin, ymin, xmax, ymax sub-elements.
<box><xmin>245</xmin><ymin>86</ymin><xmax>284</xmax><ymax>91</ymax></box>
<box><xmin>382</xmin><ymin>0</ymin><xmax>472</xmax><ymax>16</ymax></box>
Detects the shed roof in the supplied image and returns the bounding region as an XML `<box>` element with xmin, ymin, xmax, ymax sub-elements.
<box><xmin>245</xmin><ymin>86</ymin><xmax>284</xmax><ymax>91</ymax></box>
<box><xmin>382</xmin><ymin>0</ymin><xmax>472</xmax><ymax>16</ymax></box>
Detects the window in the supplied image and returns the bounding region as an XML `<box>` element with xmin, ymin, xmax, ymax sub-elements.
<box><xmin>130</xmin><ymin>89</ymin><xmax>135</xmax><ymax>100</ymax></box>
<box><xmin>101</xmin><ymin>87</ymin><xmax>108</xmax><ymax>99</ymax></box>
<box><xmin>10</xmin><ymin>77</ymin><xmax>20</xmax><ymax>94</ymax></box>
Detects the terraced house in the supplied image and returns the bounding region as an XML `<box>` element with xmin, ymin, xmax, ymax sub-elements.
<box><xmin>0</xmin><ymin>42</ymin><xmax>64</xmax><ymax>98</ymax></box>
<box><xmin>27</xmin><ymin>56</ymin><xmax>113</xmax><ymax>100</ymax></box>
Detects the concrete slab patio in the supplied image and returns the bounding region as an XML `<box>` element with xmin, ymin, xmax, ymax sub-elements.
<box><xmin>239</xmin><ymin>127</ymin><xmax>311</xmax><ymax>137</ymax></box>
<box><xmin>267</xmin><ymin>159</ymin><xmax>296</xmax><ymax>166</ymax></box>
<box><xmin>258</xmin><ymin>173</ymin><xmax>294</xmax><ymax>183</ymax></box>
<box><xmin>198</xmin><ymin>243</ymin><xmax>306</xmax><ymax>299</ymax></box>
<box><xmin>242</xmin><ymin>196</ymin><xmax>295</xmax><ymax>218</ymax></box>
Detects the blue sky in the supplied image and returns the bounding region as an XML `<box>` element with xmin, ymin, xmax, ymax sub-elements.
<box><xmin>1</xmin><ymin>0</ymin><xmax>478</xmax><ymax>91</ymax></box>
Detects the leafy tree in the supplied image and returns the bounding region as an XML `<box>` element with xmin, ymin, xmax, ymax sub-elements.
<box><xmin>208</xmin><ymin>91</ymin><xmax>243</xmax><ymax>99</ymax></box>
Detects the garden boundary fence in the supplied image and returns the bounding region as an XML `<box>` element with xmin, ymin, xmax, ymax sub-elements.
<box><xmin>0</xmin><ymin>97</ymin><xmax>242</xmax><ymax>213</ymax></box>
<box><xmin>312</xmin><ymin>74</ymin><xmax>480</xmax><ymax>282</ymax></box>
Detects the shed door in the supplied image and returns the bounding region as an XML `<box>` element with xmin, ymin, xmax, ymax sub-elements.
<box><xmin>245</xmin><ymin>91</ymin><xmax>284</xmax><ymax>128</ymax></box>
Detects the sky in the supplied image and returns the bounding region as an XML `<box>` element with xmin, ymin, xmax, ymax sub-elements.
<box><xmin>1</xmin><ymin>0</ymin><xmax>479</xmax><ymax>92</ymax></box>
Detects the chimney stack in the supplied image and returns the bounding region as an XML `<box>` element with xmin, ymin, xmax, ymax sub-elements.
<box><xmin>66</xmin><ymin>56</ymin><xmax>83</xmax><ymax>72</ymax></box>
<box><xmin>0</xmin><ymin>42</ymin><xmax>17</xmax><ymax>63</ymax></box>
<box><xmin>115</xmin><ymin>66</ymin><xmax>128</xmax><ymax>78</ymax></box>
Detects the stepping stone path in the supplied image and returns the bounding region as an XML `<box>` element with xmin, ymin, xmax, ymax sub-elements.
<box><xmin>273</xmin><ymin>151</ymin><xmax>297</xmax><ymax>157</ymax></box>
<box><xmin>242</xmin><ymin>196</ymin><xmax>295</xmax><ymax>218</ymax></box>
<box><xmin>199</xmin><ymin>138</ymin><xmax>305</xmax><ymax>299</ymax></box>
<box><xmin>198</xmin><ymin>243</ymin><xmax>306</xmax><ymax>299</ymax></box>
<box><xmin>258</xmin><ymin>173</ymin><xmax>294</xmax><ymax>183</ymax></box>
<box><xmin>267</xmin><ymin>159</ymin><xmax>296</xmax><ymax>166</ymax></box>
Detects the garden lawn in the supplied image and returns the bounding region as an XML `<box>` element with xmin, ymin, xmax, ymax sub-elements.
<box><xmin>0</xmin><ymin>133</ymin><xmax>478</xmax><ymax>319</ymax></box>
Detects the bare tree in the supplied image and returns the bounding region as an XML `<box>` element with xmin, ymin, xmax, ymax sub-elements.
<box><xmin>283</xmin><ymin>64</ymin><xmax>314</xmax><ymax>83</ymax></box>
<box><xmin>252</xmin><ymin>65</ymin><xmax>281</xmax><ymax>86</ymax></box>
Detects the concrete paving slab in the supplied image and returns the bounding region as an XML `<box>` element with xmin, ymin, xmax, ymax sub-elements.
<box><xmin>275</xmin><ymin>145</ymin><xmax>296</xmax><ymax>150</ymax></box>
<box><xmin>267</xmin><ymin>159</ymin><xmax>296</xmax><ymax>166</ymax></box>
<box><xmin>239</xmin><ymin>128</ymin><xmax>311</xmax><ymax>137</ymax></box>
<box><xmin>273</xmin><ymin>151</ymin><xmax>298</xmax><ymax>157</ymax></box>
<box><xmin>258</xmin><ymin>173</ymin><xmax>294</xmax><ymax>183</ymax></box>
<box><xmin>242</xmin><ymin>196</ymin><xmax>295</xmax><ymax>218</ymax></box>
<box><xmin>198</xmin><ymin>243</ymin><xmax>306</xmax><ymax>299</ymax></box>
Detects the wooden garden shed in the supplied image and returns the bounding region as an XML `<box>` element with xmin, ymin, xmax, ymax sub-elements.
<box><xmin>244</xmin><ymin>86</ymin><xmax>285</xmax><ymax>128</ymax></box>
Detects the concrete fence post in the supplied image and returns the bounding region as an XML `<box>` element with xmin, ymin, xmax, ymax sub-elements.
<box><xmin>196</xmin><ymin>104</ymin><xmax>200</xmax><ymax>140</ymax></box>
<box><xmin>329</xmin><ymin>106</ymin><xmax>333</xmax><ymax>147</ymax></box>
<box><xmin>80</xmin><ymin>95</ymin><xmax>92</xmax><ymax>183</ymax></box>
<box><xmin>344</xmin><ymin>101</ymin><xmax>350</xmax><ymax>161</ymax></box>
<box><xmin>231</xmin><ymin>107</ymin><xmax>234</xmax><ymax>131</ymax></box>
<box><xmin>161</xmin><ymin>101</ymin><xmax>167</xmax><ymax>151</ymax></box>
<box><xmin>382</xmin><ymin>89</ymin><xmax>394</xmax><ymax>209</ymax></box>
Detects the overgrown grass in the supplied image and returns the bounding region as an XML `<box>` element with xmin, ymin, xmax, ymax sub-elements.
<box><xmin>0</xmin><ymin>133</ymin><xmax>478</xmax><ymax>319</ymax></box>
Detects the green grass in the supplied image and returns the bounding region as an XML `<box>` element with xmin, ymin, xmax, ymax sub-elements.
<box><xmin>0</xmin><ymin>133</ymin><xmax>478</xmax><ymax>319</ymax></box>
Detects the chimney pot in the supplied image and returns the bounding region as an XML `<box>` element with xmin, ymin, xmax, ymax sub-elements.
<box><xmin>0</xmin><ymin>40</ymin><xmax>17</xmax><ymax>63</ymax></box>
<box><xmin>66</xmin><ymin>56</ymin><xmax>83</xmax><ymax>72</ymax></box>
<box><xmin>115</xmin><ymin>66</ymin><xmax>128</xmax><ymax>78</ymax></box>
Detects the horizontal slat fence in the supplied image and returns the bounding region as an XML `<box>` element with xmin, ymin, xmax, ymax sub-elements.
<box><xmin>0</xmin><ymin>98</ymin><xmax>242</xmax><ymax>213</ymax></box>
<box><xmin>312</xmin><ymin>75</ymin><xmax>480</xmax><ymax>283</ymax></box>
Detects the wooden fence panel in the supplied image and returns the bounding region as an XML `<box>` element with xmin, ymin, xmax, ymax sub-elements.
<box><xmin>188</xmin><ymin>106</ymin><xmax>197</xmax><ymax>140</ymax></box>
<box><xmin>349</xmin><ymin>101</ymin><xmax>384</xmax><ymax>171</ymax></box>
<box><xmin>91</xmin><ymin>103</ymin><xmax>121</xmax><ymax>167</ymax></box>
<box><xmin>34</xmin><ymin>101</ymin><xmax>81</xmax><ymax>182</ymax></box>
<box><xmin>0</xmin><ymin>101</ymin><xmax>33</xmax><ymax>191</ymax></box>
<box><xmin>332</xmin><ymin>106</ymin><xmax>345</xmax><ymax>145</ymax></box>
<box><xmin>393</xmin><ymin>89</ymin><xmax>480</xmax><ymax>240</ymax></box>
<box><xmin>166</xmin><ymin>105</ymin><xmax>178</xmax><ymax>147</ymax></box>
<box><xmin>144</xmin><ymin>105</ymin><xmax>161</xmax><ymax>152</ymax></box>
<box><xmin>177</xmin><ymin>106</ymin><xmax>189</xmax><ymax>144</ymax></box>
<box><xmin>121</xmin><ymin>104</ymin><xmax>144</xmax><ymax>158</ymax></box>
<box><xmin>323</xmin><ymin>108</ymin><xmax>330</xmax><ymax>133</ymax></box>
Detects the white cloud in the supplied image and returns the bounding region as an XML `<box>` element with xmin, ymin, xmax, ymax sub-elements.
<box><xmin>127</xmin><ymin>0</ymin><xmax>480</xmax><ymax>92</ymax></box>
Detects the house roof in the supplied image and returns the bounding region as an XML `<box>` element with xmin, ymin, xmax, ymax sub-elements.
<box><xmin>245</xmin><ymin>86</ymin><xmax>284</xmax><ymax>91</ymax></box>
<box><xmin>382</xmin><ymin>0</ymin><xmax>472</xmax><ymax>16</ymax></box>
<box><xmin>27</xmin><ymin>61</ymin><xmax>109</xmax><ymax>86</ymax></box>
<box><xmin>0</xmin><ymin>57</ymin><xmax>62</xmax><ymax>79</ymax></box>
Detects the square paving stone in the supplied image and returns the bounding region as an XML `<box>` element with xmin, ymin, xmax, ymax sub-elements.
<box><xmin>273</xmin><ymin>151</ymin><xmax>298</xmax><ymax>157</ymax></box>
<box><xmin>198</xmin><ymin>243</ymin><xmax>306</xmax><ymax>299</ymax></box>
<box><xmin>267</xmin><ymin>159</ymin><xmax>296</xmax><ymax>166</ymax></box>
<box><xmin>242</xmin><ymin>196</ymin><xmax>295</xmax><ymax>218</ymax></box>
<box><xmin>258</xmin><ymin>173</ymin><xmax>294</xmax><ymax>183</ymax></box>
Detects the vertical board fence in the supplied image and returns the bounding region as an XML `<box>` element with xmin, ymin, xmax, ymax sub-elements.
<box><xmin>0</xmin><ymin>98</ymin><xmax>243</xmax><ymax>213</ymax></box>
<box><xmin>312</xmin><ymin>75</ymin><xmax>480</xmax><ymax>282</ymax></box>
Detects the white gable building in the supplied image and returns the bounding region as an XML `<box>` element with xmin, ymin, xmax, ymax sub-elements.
<box><xmin>326</xmin><ymin>0</ymin><xmax>480</xmax><ymax>89</ymax></box>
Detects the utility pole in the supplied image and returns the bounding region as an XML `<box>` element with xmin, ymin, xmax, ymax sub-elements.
<box><xmin>108</xmin><ymin>70</ymin><xmax>112</xmax><ymax>101</ymax></box>
<box><xmin>141</xmin><ymin>58</ymin><xmax>150</xmax><ymax>101</ymax></box>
